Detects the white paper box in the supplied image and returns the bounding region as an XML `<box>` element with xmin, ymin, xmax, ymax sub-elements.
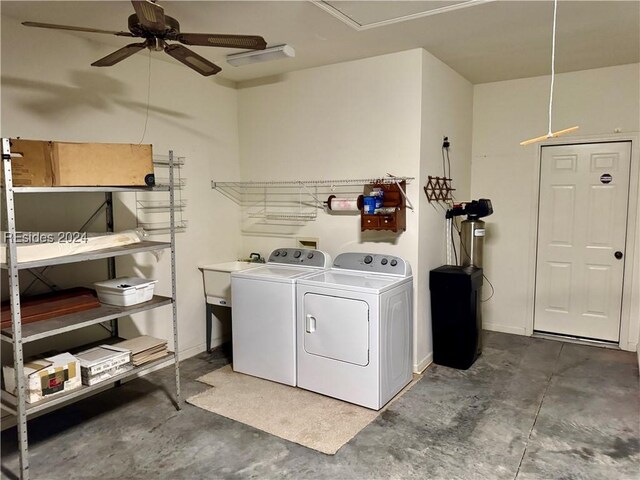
<box><xmin>2</xmin><ymin>352</ymin><xmax>81</xmax><ymax>404</ymax></box>
<box><xmin>93</xmin><ymin>277</ymin><xmax>157</xmax><ymax>307</ymax></box>
<box><xmin>76</xmin><ymin>345</ymin><xmax>131</xmax><ymax>374</ymax></box>
<box><xmin>76</xmin><ymin>345</ymin><xmax>133</xmax><ymax>386</ymax></box>
<box><xmin>81</xmin><ymin>363</ymin><xmax>134</xmax><ymax>386</ymax></box>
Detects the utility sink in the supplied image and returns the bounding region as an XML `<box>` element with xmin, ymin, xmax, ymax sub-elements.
<box><xmin>198</xmin><ymin>261</ymin><xmax>262</xmax><ymax>306</ymax></box>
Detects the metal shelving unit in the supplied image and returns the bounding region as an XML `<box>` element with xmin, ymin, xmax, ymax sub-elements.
<box><xmin>0</xmin><ymin>295</ymin><xmax>172</xmax><ymax>343</ymax></box>
<box><xmin>11</xmin><ymin>185</ymin><xmax>170</xmax><ymax>193</ymax></box>
<box><xmin>1</xmin><ymin>138</ymin><xmax>181</xmax><ymax>480</ymax></box>
<box><xmin>0</xmin><ymin>241</ymin><xmax>171</xmax><ymax>270</ymax></box>
<box><xmin>1</xmin><ymin>353</ymin><xmax>176</xmax><ymax>416</ymax></box>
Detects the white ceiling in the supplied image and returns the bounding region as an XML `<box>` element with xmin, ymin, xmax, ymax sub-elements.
<box><xmin>316</xmin><ymin>1</ymin><xmax>485</xmax><ymax>29</ymax></box>
<box><xmin>2</xmin><ymin>1</ymin><xmax>638</xmax><ymax>85</ymax></box>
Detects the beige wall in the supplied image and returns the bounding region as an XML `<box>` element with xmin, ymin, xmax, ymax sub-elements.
<box><xmin>417</xmin><ymin>50</ymin><xmax>473</xmax><ymax>369</ymax></box>
<box><xmin>236</xmin><ymin>49</ymin><xmax>473</xmax><ymax>371</ymax></box>
<box><xmin>1</xmin><ymin>17</ymin><xmax>476</xmax><ymax>369</ymax></box>
<box><xmin>236</xmin><ymin>48</ymin><xmax>424</xmax><ymax>260</ymax></box>
<box><xmin>237</xmin><ymin>49</ymin><xmax>423</xmax><ymax>368</ymax></box>
<box><xmin>471</xmin><ymin>63</ymin><xmax>640</xmax><ymax>350</ymax></box>
<box><xmin>1</xmin><ymin>13</ymin><xmax>243</xmax><ymax>358</ymax></box>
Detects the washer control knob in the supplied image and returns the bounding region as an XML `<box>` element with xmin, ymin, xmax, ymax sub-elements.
<box><xmin>294</xmin><ymin>250</ymin><xmax>302</xmax><ymax>258</ymax></box>
<box><xmin>364</xmin><ymin>255</ymin><xmax>373</xmax><ymax>264</ymax></box>
<box><xmin>381</xmin><ymin>258</ymin><xmax>388</xmax><ymax>265</ymax></box>
<box><xmin>390</xmin><ymin>259</ymin><xmax>398</xmax><ymax>267</ymax></box>
<box><xmin>281</xmin><ymin>251</ymin><xmax>288</xmax><ymax>257</ymax></box>
<box><xmin>307</xmin><ymin>252</ymin><xmax>314</xmax><ymax>259</ymax></box>
<box><xmin>274</xmin><ymin>251</ymin><xmax>280</xmax><ymax>257</ymax></box>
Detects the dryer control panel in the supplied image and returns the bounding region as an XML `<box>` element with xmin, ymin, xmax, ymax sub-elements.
<box><xmin>268</xmin><ymin>248</ymin><xmax>331</xmax><ymax>268</ymax></box>
<box><xmin>332</xmin><ymin>252</ymin><xmax>412</xmax><ymax>277</ymax></box>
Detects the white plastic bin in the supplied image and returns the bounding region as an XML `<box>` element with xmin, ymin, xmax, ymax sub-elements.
<box><xmin>93</xmin><ymin>277</ymin><xmax>157</xmax><ymax>307</ymax></box>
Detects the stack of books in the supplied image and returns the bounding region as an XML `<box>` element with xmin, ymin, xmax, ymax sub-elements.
<box><xmin>113</xmin><ymin>335</ymin><xmax>169</xmax><ymax>366</ymax></box>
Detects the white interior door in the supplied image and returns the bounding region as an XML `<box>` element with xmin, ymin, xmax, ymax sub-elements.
<box><xmin>534</xmin><ymin>141</ymin><xmax>632</xmax><ymax>342</ymax></box>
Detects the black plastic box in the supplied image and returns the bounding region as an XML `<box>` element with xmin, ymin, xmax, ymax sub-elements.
<box><xmin>430</xmin><ymin>265</ymin><xmax>483</xmax><ymax>370</ymax></box>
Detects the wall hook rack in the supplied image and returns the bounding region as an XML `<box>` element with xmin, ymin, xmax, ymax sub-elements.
<box><xmin>424</xmin><ymin>175</ymin><xmax>454</xmax><ymax>202</ymax></box>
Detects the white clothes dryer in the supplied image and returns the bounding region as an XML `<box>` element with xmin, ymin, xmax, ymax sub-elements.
<box><xmin>231</xmin><ymin>248</ymin><xmax>331</xmax><ymax>386</ymax></box>
<box><xmin>296</xmin><ymin>252</ymin><xmax>413</xmax><ymax>410</ymax></box>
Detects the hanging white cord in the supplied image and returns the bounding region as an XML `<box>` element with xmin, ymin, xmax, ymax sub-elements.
<box><xmin>547</xmin><ymin>0</ymin><xmax>558</xmax><ymax>138</ymax></box>
<box><xmin>138</xmin><ymin>50</ymin><xmax>152</xmax><ymax>144</ymax></box>
<box><xmin>520</xmin><ymin>0</ymin><xmax>579</xmax><ymax>146</ymax></box>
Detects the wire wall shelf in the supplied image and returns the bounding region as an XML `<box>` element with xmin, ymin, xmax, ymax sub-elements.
<box><xmin>138</xmin><ymin>221</ymin><xmax>188</xmax><ymax>235</ymax></box>
<box><xmin>137</xmin><ymin>155</ymin><xmax>187</xmax><ymax>235</ymax></box>
<box><xmin>153</xmin><ymin>154</ymin><xmax>186</xmax><ymax>166</ymax></box>
<box><xmin>136</xmin><ymin>200</ymin><xmax>187</xmax><ymax>212</ymax></box>
<box><xmin>155</xmin><ymin>177</ymin><xmax>186</xmax><ymax>190</ymax></box>
<box><xmin>212</xmin><ymin>177</ymin><xmax>414</xmax><ymax>223</ymax></box>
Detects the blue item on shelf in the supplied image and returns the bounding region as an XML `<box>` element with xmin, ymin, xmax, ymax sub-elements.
<box><xmin>363</xmin><ymin>196</ymin><xmax>376</xmax><ymax>214</ymax></box>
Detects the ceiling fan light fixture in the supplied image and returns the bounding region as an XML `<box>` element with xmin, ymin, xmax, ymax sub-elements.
<box><xmin>22</xmin><ymin>0</ymin><xmax>267</xmax><ymax>76</ymax></box>
<box><xmin>226</xmin><ymin>44</ymin><xmax>295</xmax><ymax>67</ymax></box>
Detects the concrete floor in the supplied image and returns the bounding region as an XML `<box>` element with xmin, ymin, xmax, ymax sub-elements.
<box><xmin>2</xmin><ymin>332</ymin><xmax>639</xmax><ymax>479</ymax></box>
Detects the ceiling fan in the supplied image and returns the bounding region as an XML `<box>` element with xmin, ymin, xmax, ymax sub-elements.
<box><xmin>22</xmin><ymin>0</ymin><xmax>267</xmax><ymax>76</ymax></box>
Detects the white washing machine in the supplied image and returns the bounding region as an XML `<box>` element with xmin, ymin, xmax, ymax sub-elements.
<box><xmin>296</xmin><ymin>252</ymin><xmax>413</xmax><ymax>410</ymax></box>
<box><xmin>231</xmin><ymin>248</ymin><xmax>331</xmax><ymax>386</ymax></box>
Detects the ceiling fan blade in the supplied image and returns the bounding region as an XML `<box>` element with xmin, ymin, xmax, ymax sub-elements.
<box><xmin>22</xmin><ymin>21</ymin><xmax>133</xmax><ymax>37</ymax></box>
<box><xmin>131</xmin><ymin>0</ymin><xmax>166</xmax><ymax>33</ymax></box>
<box><xmin>91</xmin><ymin>42</ymin><xmax>147</xmax><ymax>67</ymax></box>
<box><xmin>176</xmin><ymin>33</ymin><xmax>267</xmax><ymax>50</ymax></box>
<box><xmin>164</xmin><ymin>44</ymin><xmax>221</xmax><ymax>76</ymax></box>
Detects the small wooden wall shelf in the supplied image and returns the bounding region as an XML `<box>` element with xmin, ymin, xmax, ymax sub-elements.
<box><xmin>361</xmin><ymin>181</ymin><xmax>406</xmax><ymax>233</ymax></box>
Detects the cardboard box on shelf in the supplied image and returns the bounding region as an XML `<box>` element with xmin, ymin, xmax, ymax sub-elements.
<box><xmin>2</xmin><ymin>138</ymin><xmax>53</xmax><ymax>187</ymax></box>
<box><xmin>52</xmin><ymin>141</ymin><xmax>154</xmax><ymax>186</ymax></box>
<box><xmin>2</xmin><ymin>352</ymin><xmax>81</xmax><ymax>404</ymax></box>
<box><xmin>5</xmin><ymin>139</ymin><xmax>154</xmax><ymax>187</ymax></box>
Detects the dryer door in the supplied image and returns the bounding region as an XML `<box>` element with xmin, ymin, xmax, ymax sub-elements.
<box><xmin>303</xmin><ymin>293</ymin><xmax>369</xmax><ymax>366</ymax></box>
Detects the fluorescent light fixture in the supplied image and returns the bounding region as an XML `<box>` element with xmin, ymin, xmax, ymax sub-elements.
<box><xmin>226</xmin><ymin>44</ymin><xmax>295</xmax><ymax>67</ymax></box>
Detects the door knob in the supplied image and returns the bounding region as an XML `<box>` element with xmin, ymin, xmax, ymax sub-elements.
<box><xmin>614</xmin><ymin>251</ymin><xmax>623</xmax><ymax>260</ymax></box>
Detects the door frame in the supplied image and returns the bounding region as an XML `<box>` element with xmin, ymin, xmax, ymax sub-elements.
<box><xmin>525</xmin><ymin>133</ymin><xmax>640</xmax><ymax>351</ymax></box>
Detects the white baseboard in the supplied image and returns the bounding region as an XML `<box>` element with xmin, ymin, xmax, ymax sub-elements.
<box><xmin>179</xmin><ymin>342</ymin><xmax>207</xmax><ymax>361</ymax></box>
<box><xmin>414</xmin><ymin>352</ymin><xmax>433</xmax><ymax>374</ymax></box>
<box><xmin>483</xmin><ymin>323</ymin><xmax>527</xmax><ymax>336</ymax></box>
<box><xmin>178</xmin><ymin>335</ymin><xmax>230</xmax><ymax>361</ymax></box>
